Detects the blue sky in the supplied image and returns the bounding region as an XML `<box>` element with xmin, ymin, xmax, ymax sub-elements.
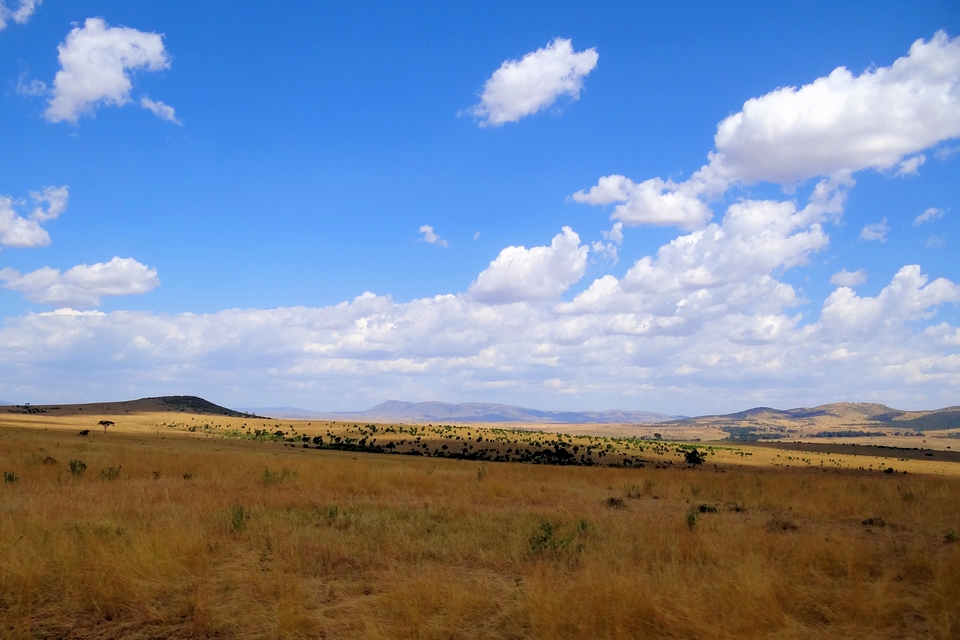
<box><xmin>0</xmin><ymin>1</ymin><xmax>958</xmax><ymax>413</ymax></box>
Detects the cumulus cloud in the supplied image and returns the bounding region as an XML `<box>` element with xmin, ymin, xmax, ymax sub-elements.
<box><xmin>860</xmin><ymin>219</ymin><xmax>889</xmax><ymax>243</ymax></box>
<box><xmin>0</xmin><ymin>257</ymin><xmax>159</xmax><ymax>307</ymax></box>
<box><xmin>419</xmin><ymin>225</ymin><xmax>448</xmax><ymax>247</ymax></box>
<box><xmin>467</xmin><ymin>38</ymin><xmax>598</xmax><ymax>126</ymax></box>
<box><xmin>591</xmin><ymin>222</ymin><xmax>624</xmax><ymax>264</ymax></box>
<box><xmin>0</xmin><ymin>186</ymin><xmax>68</xmax><ymax>249</ymax></box>
<box><xmin>0</xmin><ymin>0</ymin><xmax>39</xmax><ymax>30</ymax></box>
<box><xmin>575</xmin><ymin>32</ymin><xmax>960</xmax><ymax>231</ymax></box>
<box><xmin>821</xmin><ymin>265</ymin><xmax>960</xmax><ymax>336</ymax></box>
<box><xmin>915</xmin><ymin>207</ymin><xmax>944</xmax><ymax>225</ymax></box>
<box><xmin>0</xmin><ymin>197</ymin><xmax>49</xmax><ymax>248</ymax></box>
<box><xmin>830</xmin><ymin>269</ymin><xmax>867</xmax><ymax>287</ymax></box>
<box><xmin>709</xmin><ymin>31</ymin><xmax>960</xmax><ymax>184</ymax></box>
<box><xmin>140</xmin><ymin>96</ymin><xmax>181</xmax><ymax>124</ymax></box>
<box><xmin>572</xmin><ymin>175</ymin><xmax>713</xmax><ymax>230</ymax></box>
<box><xmin>45</xmin><ymin>18</ymin><xmax>172</xmax><ymax>123</ymax></box>
<box><xmin>468</xmin><ymin>227</ymin><xmax>588</xmax><ymax>302</ymax></box>
<box><xmin>29</xmin><ymin>185</ymin><xmax>69</xmax><ymax>222</ymax></box>
<box><xmin>1</xmin><ymin>256</ymin><xmax>956</xmax><ymax>412</ymax></box>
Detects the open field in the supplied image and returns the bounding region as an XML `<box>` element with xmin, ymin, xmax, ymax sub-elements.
<box><xmin>2</xmin><ymin>409</ymin><xmax>960</xmax><ymax>638</ymax></box>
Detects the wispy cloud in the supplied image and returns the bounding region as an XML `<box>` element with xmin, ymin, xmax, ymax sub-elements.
<box><xmin>419</xmin><ymin>225</ymin><xmax>448</xmax><ymax>247</ymax></box>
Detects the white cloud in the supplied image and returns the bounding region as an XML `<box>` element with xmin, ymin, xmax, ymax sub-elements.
<box><xmin>603</xmin><ymin>222</ymin><xmax>624</xmax><ymax>245</ymax></box>
<box><xmin>935</xmin><ymin>144</ymin><xmax>960</xmax><ymax>160</ymax></box>
<box><xmin>0</xmin><ymin>196</ymin><xmax>49</xmax><ymax>248</ymax></box>
<box><xmin>709</xmin><ymin>31</ymin><xmax>960</xmax><ymax>184</ymax></box>
<box><xmin>15</xmin><ymin>73</ymin><xmax>46</xmax><ymax>97</ymax></box>
<box><xmin>468</xmin><ymin>227</ymin><xmax>588</xmax><ymax>302</ymax></box>
<box><xmin>572</xmin><ymin>175</ymin><xmax>713</xmax><ymax>230</ymax></box>
<box><xmin>0</xmin><ymin>257</ymin><xmax>159</xmax><ymax>307</ymax></box>
<box><xmin>0</xmin><ymin>0</ymin><xmax>39</xmax><ymax>30</ymax></box>
<box><xmin>140</xmin><ymin>96</ymin><xmax>181</xmax><ymax>124</ymax></box>
<box><xmin>895</xmin><ymin>154</ymin><xmax>926</xmax><ymax>176</ymax></box>
<box><xmin>419</xmin><ymin>225</ymin><xmax>448</xmax><ymax>247</ymax></box>
<box><xmin>45</xmin><ymin>18</ymin><xmax>171</xmax><ymax>123</ymax></box>
<box><xmin>821</xmin><ymin>265</ymin><xmax>960</xmax><ymax>336</ymax></box>
<box><xmin>830</xmin><ymin>269</ymin><xmax>866</xmax><ymax>287</ymax></box>
<box><xmin>576</xmin><ymin>32</ymin><xmax>960</xmax><ymax>233</ymax></box>
<box><xmin>915</xmin><ymin>207</ymin><xmax>944</xmax><ymax>225</ymax></box>
<box><xmin>29</xmin><ymin>185</ymin><xmax>69</xmax><ymax>222</ymax></box>
<box><xmin>1</xmin><ymin>254</ymin><xmax>956</xmax><ymax>412</ymax></box>
<box><xmin>467</xmin><ymin>38</ymin><xmax>598</xmax><ymax>126</ymax></box>
<box><xmin>860</xmin><ymin>219</ymin><xmax>889</xmax><ymax>243</ymax></box>
<box><xmin>0</xmin><ymin>186</ymin><xmax>67</xmax><ymax>249</ymax></box>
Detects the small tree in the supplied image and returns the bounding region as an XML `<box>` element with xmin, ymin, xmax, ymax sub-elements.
<box><xmin>684</xmin><ymin>448</ymin><xmax>706</xmax><ymax>466</ymax></box>
<box><xmin>98</xmin><ymin>420</ymin><xmax>114</xmax><ymax>434</ymax></box>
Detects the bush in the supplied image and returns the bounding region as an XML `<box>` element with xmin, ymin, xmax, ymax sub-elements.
<box><xmin>230</xmin><ymin>504</ymin><xmax>249</xmax><ymax>532</ymax></box>
<box><xmin>606</xmin><ymin>496</ymin><xmax>626</xmax><ymax>509</ymax></box>
<box><xmin>100</xmin><ymin>466</ymin><xmax>121</xmax><ymax>481</ymax></box>
<box><xmin>766</xmin><ymin>516</ymin><xmax>799</xmax><ymax>532</ymax></box>
<box><xmin>528</xmin><ymin>519</ymin><xmax>590</xmax><ymax>556</ymax></box>
<box><xmin>68</xmin><ymin>459</ymin><xmax>87</xmax><ymax>477</ymax></box>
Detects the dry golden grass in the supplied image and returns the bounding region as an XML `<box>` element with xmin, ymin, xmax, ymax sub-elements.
<box><xmin>2</xmin><ymin>420</ymin><xmax>960</xmax><ymax>639</ymax></box>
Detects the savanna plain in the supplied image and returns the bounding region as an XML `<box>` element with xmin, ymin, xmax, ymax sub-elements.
<box><xmin>2</xmin><ymin>408</ymin><xmax>960</xmax><ymax>639</ymax></box>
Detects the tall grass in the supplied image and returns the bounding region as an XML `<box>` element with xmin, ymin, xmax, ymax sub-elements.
<box><xmin>0</xmin><ymin>426</ymin><xmax>958</xmax><ymax>638</ymax></box>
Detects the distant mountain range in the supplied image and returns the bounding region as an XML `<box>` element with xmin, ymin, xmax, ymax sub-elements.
<box><xmin>673</xmin><ymin>402</ymin><xmax>960</xmax><ymax>431</ymax></box>
<box><xmin>3</xmin><ymin>396</ymin><xmax>957</xmax><ymax>430</ymax></box>
<box><xmin>237</xmin><ymin>400</ymin><xmax>684</xmax><ymax>424</ymax></box>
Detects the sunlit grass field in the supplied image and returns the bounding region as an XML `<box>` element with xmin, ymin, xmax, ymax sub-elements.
<box><xmin>2</xmin><ymin>418</ymin><xmax>960</xmax><ymax>638</ymax></box>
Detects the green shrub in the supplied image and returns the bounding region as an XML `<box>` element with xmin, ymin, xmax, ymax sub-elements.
<box><xmin>230</xmin><ymin>504</ymin><xmax>249</xmax><ymax>532</ymax></box>
<box><xmin>68</xmin><ymin>459</ymin><xmax>87</xmax><ymax>477</ymax></box>
<box><xmin>100</xmin><ymin>466</ymin><xmax>121</xmax><ymax>481</ymax></box>
<box><xmin>606</xmin><ymin>496</ymin><xmax>626</xmax><ymax>509</ymax></box>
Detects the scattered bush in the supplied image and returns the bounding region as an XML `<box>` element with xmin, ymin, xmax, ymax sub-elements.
<box><xmin>528</xmin><ymin>519</ymin><xmax>590</xmax><ymax>556</ymax></box>
<box><xmin>766</xmin><ymin>516</ymin><xmax>799</xmax><ymax>532</ymax></box>
<box><xmin>606</xmin><ymin>496</ymin><xmax>626</xmax><ymax>509</ymax></box>
<box><xmin>68</xmin><ymin>459</ymin><xmax>87</xmax><ymax>477</ymax></box>
<box><xmin>100</xmin><ymin>466</ymin><xmax>121</xmax><ymax>481</ymax></box>
<box><xmin>230</xmin><ymin>504</ymin><xmax>249</xmax><ymax>532</ymax></box>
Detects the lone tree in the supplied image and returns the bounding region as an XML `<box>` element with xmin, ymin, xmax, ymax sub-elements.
<box><xmin>98</xmin><ymin>420</ymin><xmax>114</xmax><ymax>434</ymax></box>
<box><xmin>684</xmin><ymin>448</ymin><xmax>706</xmax><ymax>467</ymax></box>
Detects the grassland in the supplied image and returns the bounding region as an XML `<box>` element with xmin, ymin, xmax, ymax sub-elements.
<box><xmin>2</xmin><ymin>411</ymin><xmax>960</xmax><ymax>638</ymax></box>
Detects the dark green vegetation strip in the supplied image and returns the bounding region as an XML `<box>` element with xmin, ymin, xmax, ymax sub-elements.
<box><xmin>750</xmin><ymin>441</ymin><xmax>960</xmax><ymax>462</ymax></box>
